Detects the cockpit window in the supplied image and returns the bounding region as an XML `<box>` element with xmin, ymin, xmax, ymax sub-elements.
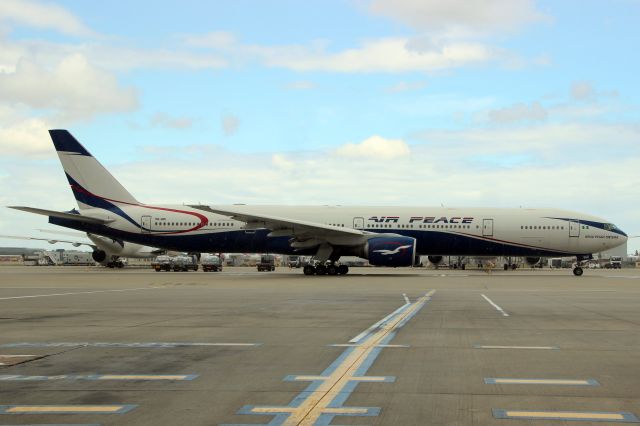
<box><xmin>604</xmin><ymin>223</ymin><xmax>619</xmax><ymax>232</ymax></box>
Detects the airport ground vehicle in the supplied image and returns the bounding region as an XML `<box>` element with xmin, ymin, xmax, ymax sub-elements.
<box><xmin>257</xmin><ymin>254</ymin><xmax>276</xmax><ymax>272</ymax></box>
<box><xmin>173</xmin><ymin>255</ymin><xmax>198</xmax><ymax>272</ymax></box>
<box><xmin>201</xmin><ymin>254</ymin><xmax>223</xmax><ymax>272</ymax></box>
<box><xmin>604</xmin><ymin>256</ymin><xmax>623</xmax><ymax>269</ymax></box>
<box><xmin>288</xmin><ymin>255</ymin><xmax>301</xmax><ymax>268</ymax></box>
<box><xmin>152</xmin><ymin>255</ymin><xmax>173</xmax><ymax>271</ymax></box>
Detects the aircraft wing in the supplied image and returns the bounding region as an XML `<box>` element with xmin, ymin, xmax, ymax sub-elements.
<box><xmin>189</xmin><ymin>205</ymin><xmax>371</xmax><ymax>245</ymax></box>
<box><xmin>9</xmin><ymin>206</ymin><xmax>114</xmax><ymax>225</ymax></box>
<box><xmin>0</xmin><ymin>234</ymin><xmax>96</xmax><ymax>249</ymax></box>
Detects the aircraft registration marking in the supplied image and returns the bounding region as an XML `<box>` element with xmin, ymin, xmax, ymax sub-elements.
<box><xmin>493</xmin><ymin>409</ymin><xmax>639</xmax><ymax>422</ymax></box>
<box><xmin>224</xmin><ymin>291</ymin><xmax>435</xmax><ymax>426</ymax></box>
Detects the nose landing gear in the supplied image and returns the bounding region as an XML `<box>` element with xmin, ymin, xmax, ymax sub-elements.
<box><xmin>573</xmin><ymin>254</ymin><xmax>591</xmax><ymax>276</ymax></box>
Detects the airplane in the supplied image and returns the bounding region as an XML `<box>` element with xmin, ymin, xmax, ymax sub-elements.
<box><xmin>9</xmin><ymin>130</ymin><xmax>628</xmax><ymax>277</ymax></box>
<box><xmin>0</xmin><ymin>230</ymin><xmax>164</xmax><ymax>268</ymax></box>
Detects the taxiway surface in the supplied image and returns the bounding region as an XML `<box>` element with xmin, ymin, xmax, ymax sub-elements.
<box><xmin>1</xmin><ymin>266</ymin><xmax>639</xmax><ymax>425</ymax></box>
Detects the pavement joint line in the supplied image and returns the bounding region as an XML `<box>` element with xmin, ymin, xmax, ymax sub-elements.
<box><xmin>0</xmin><ymin>405</ymin><xmax>137</xmax><ymax>414</ymax></box>
<box><xmin>485</xmin><ymin>378</ymin><xmax>599</xmax><ymax>386</ymax></box>
<box><xmin>0</xmin><ymin>374</ymin><xmax>198</xmax><ymax>381</ymax></box>
<box><xmin>474</xmin><ymin>345</ymin><xmax>559</xmax><ymax>350</ymax></box>
<box><xmin>226</xmin><ymin>290</ymin><xmax>435</xmax><ymax>426</ymax></box>
<box><xmin>481</xmin><ymin>294</ymin><xmax>509</xmax><ymax>317</ymax></box>
<box><xmin>0</xmin><ymin>287</ymin><xmax>161</xmax><ymax>301</ymax></box>
<box><xmin>492</xmin><ymin>409</ymin><xmax>639</xmax><ymax>422</ymax></box>
<box><xmin>0</xmin><ymin>424</ymin><xmax>100</xmax><ymax>426</ymax></box>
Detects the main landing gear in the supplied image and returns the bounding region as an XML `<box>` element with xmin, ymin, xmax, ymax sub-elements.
<box><xmin>303</xmin><ymin>262</ymin><xmax>349</xmax><ymax>276</ymax></box>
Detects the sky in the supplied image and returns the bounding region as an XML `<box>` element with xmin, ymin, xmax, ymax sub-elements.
<box><xmin>0</xmin><ymin>0</ymin><xmax>638</xmax><ymax>254</ymax></box>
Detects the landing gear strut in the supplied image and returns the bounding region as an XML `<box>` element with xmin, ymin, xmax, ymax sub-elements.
<box><xmin>573</xmin><ymin>255</ymin><xmax>591</xmax><ymax>276</ymax></box>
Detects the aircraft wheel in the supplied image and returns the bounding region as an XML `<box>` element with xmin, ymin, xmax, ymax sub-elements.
<box><xmin>303</xmin><ymin>265</ymin><xmax>315</xmax><ymax>276</ymax></box>
<box><xmin>315</xmin><ymin>264</ymin><xmax>327</xmax><ymax>275</ymax></box>
<box><xmin>573</xmin><ymin>266</ymin><xmax>584</xmax><ymax>276</ymax></box>
<box><xmin>327</xmin><ymin>265</ymin><xmax>338</xmax><ymax>275</ymax></box>
<box><xmin>503</xmin><ymin>264</ymin><xmax>508</xmax><ymax>270</ymax></box>
<box><xmin>460</xmin><ymin>264</ymin><xmax>465</xmax><ymax>270</ymax></box>
<box><xmin>511</xmin><ymin>264</ymin><xmax>517</xmax><ymax>270</ymax></box>
<box><xmin>338</xmin><ymin>265</ymin><xmax>349</xmax><ymax>275</ymax></box>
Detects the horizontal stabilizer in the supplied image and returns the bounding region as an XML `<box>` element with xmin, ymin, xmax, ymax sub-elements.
<box><xmin>8</xmin><ymin>206</ymin><xmax>113</xmax><ymax>225</ymax></box>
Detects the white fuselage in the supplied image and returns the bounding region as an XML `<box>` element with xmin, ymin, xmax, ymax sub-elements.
<box><xmin>51</xmin><ymin>204</ymin><xmax>627</xmax><ymax>258</ymax></box>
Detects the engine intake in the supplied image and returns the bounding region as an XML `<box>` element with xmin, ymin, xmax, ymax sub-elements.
<box><xmin>92</xmin><ymin>250</ymin><xmax>106</xmax><ymax>262</ymax></box>
<box><xmin>366</xmin><ymin>236</ymin><xmax>416</xmax><ymax>267</ymax></box>
<box><xmin>525</xmin><ymin>256</ymin><xmax>541</xmax><ymax>265</ymax></box>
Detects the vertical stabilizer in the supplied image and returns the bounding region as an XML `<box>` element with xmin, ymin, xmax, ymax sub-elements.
<box><xmin>49</xmin><ymin>130</ymin><xmax>140</xmax><ymax>209</ymax></box>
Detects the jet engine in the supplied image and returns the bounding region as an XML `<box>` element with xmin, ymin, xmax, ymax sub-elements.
<box><xmin>92</xmin><ymin>249</ymin><xmax>107</xmax><ymax>262</ymax></box>
<box><xmin>363</xmin><ymin>236</ymin><xmax>416</xmax><ymax>267</ymax></box>
<box><xmin>427</xmin><ymin>255</ymin><xmax>443</xmax><ymax>265</ymax></box>
<box><xmin>525</xmin><ymin>256</ymin><xmax>541</xmax><ymax>265</ymax></box>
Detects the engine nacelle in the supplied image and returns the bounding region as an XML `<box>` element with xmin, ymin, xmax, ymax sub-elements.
<box><xmin>92</xmin><ymin>250</ymin><xmax>107</xmax><ymax>262</ymax></box>
<box><xmin>365</xmin><ymin>236</ymin><xmax>416</xmax><ymax>267</ymax></box>
<box><xmin>427</xmin><ymin>255</ymin><xmax>443</xmax><ymax>265</ymax></box>
<box><xmin>525</xmin><ymin>256</ymin><xmax>541</xmax><ymax>265</ymax></box>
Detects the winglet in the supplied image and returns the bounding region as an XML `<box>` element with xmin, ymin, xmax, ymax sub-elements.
<box><xmin>49</xmin><ymin>129</ymin><xmax>92</xmax><ymax>156</ymax></box>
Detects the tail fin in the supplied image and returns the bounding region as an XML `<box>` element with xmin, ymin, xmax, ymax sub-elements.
<box><xmin>49</xmin><ymin>130</ymin><xmax>140</xmax><ymax>209</ymax></box>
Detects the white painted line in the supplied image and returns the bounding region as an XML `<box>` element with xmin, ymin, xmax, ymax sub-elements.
<box><xmin>0</xmin><ymin>287</ymin><xmax>160</xmax><ymax>301</ymax></box>
<box><xmin>349</xmin><ymin>302</ymin><xmax>410</xmax><ymax>343</ymax></box>
<box><xmin>0</xmin><ymin>342</ymin><xmax>259</xmax><ymax>348</ymax></box>
<box><xmin>475</xmin><ymin>345</ymin><xmax>559</xmax><ymax>350</ymax></box>
<box><xmin>403</xmin><ymin>293</ymin><xmax>410</xmax><ymax>304</ymax></box>
<box><xmin>0</xmin><ymin>355</ymin><xmax>37</xmax><ymax>357</ymax></box>
<box><xmin>481</xmin><ymin>294</ymin><xmax>509</xmax><ymax>317</ymax></box>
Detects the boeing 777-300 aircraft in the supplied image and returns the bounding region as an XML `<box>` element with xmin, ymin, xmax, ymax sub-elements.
<box><xmin>10</xmin><ymin>130</ymin><xmax>628</xmax><ymax>276</ymax></box>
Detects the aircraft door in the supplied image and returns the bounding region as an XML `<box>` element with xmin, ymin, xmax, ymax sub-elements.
<box><xmin>353</xmin><ymin>217</ymin><xmax>365</xmax><ymax>229</ymax></box>
<box><xmin>569</xmin><ymin>220</ymin><xmax>580</xmax><ymax>237</ymax></box>
<box><xmin>141</xmin><ymin>215</ymin><xmax>151</xmax><ymax>233</ymax></box>
<box><xmin>482</xmin><ymin>219</ymin><xmax>494</xmax><ymax>237</ymax></box>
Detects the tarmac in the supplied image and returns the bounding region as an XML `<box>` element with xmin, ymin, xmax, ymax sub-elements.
<box><xmin>0</xmin><ymin>265</ymin><xmax>639</xmax><ymax>425</ymax></box>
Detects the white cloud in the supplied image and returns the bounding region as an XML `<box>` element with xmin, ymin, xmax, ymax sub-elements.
<box><xmin>335</xmin><ymin>135</ymin><xmax>410</xmax><ymax>159</ymax></box>
<box><xmin>571</xmin><ymin>81</ymin><xmax>593</xmax><ymax>101</ymax></box>
<box><xmin>386</xmin><ymin>80</ymin><xmax>427</xmax><ymax>93</ymax></box>
<box><xmin>151</xmin><ymin>112</ymin><xmax>193</xmax><ymax>129</ymax></box>
<box><xmin>258</xmin><ymin>37</ymin><xmax>495</xmax><ymax>73</ymax></box>
<box><xmin>271</xmin><ymin>154</ymin><xmax>295</xmax><ymax>169</ymax></box>
<box><xmin>369</xmin><ymin>0</ymin><xmax>548</xmax><ymax>37</ymax></box>
<box><xmin>0</xmin><ymin>117</ymin><xmax>52</xmax><ymax>158</ymax></box>
<box><xmin>489</xmin><ymin>101</ymin><xmax>548</xmax><ymax>123</ymax></box>
<box><xmin>0</xmin><ymin>54</ymin><xmax>138</xmax><ymax>120</ymax></box>
<box><xmin>222</xmin><ymin>114</ymin><xmax>239</xmax><ymax>136</ymax></box>
<box><xmin>0</xmin><ymin>0</ymin><xmax>96</xmax><ymax>37</ymax></box>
